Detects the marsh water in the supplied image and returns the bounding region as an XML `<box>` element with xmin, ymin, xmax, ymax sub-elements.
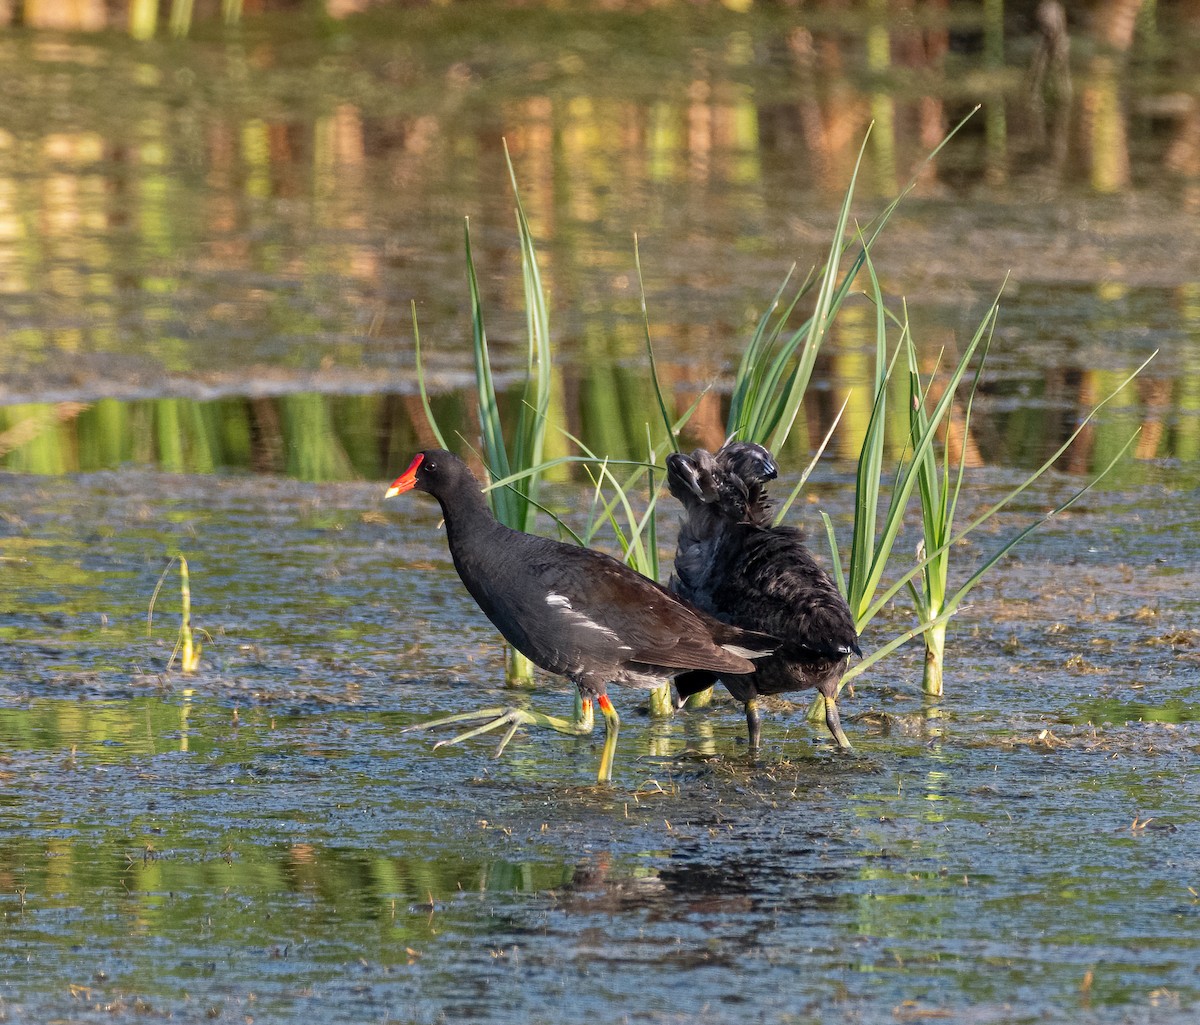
<box><xmin>3</xmin><ymin>2</ymin><xmax>1200</xmax><ymax>1022</ymax></box>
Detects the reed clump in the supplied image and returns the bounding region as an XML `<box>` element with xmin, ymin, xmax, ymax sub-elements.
<box><xmin>411</xmin><ymin>117</ymin><xmax>1152</xmax><ymax>748</ymax></box>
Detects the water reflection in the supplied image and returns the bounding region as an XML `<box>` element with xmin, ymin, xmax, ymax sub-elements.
<box><xmin>0</xmin><ymin>598</ymin><xmax>1197</xmax><ymax>1022</ymax></box>
<box><xmin>1</xmin><ymin>2</ymin><xmax>1197</xmax><ymax>421</ymax></box>
<box><xmin>3</xmin><ymin>356</ymin><xmax>1196</xmax><ymax>483</ymax></box>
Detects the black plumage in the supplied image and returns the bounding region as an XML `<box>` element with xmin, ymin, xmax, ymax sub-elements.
<box><xmin>387</xmin><ymin>449</ymin><xmax>778</xmax><ymax>782</ymax></box>
<box><xmin>667</xmin><ymin>442</ymin><xmax>861</xmax><ymax>751</ymax></box>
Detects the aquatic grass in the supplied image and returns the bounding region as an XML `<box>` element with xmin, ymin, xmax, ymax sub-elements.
<box><xmin>410</xmin><ymin>303</ymin><xmax>449</xmax><ymax>452</ymax></box>
<box><xmin>726</xmin><ymin>111</ymin><xmax>978</xmax><ymax>457</ymax></box>
<box><xmin>634</xmin><ymin>236</ymin><xmax>690</xmax><ymax>459</ymax></box>
<box><xmin>492</xmin><ymin>427</ymin><xmax>667</xmax><ymax>578</ymax></box>
<box><xmin>807</xmin><ymin>267</ymin><xmax>1000</xmax><ymax>705</ymax></box>
<box><xmin>627</xmin><ymin>132</ymin><xmax>885</xmax><ymax>714</ymax></box>
<box><xmin>823</xmin><ymin>414</ymin><xmax>1146</xmax><ymax>699</ymax></box>
<box><xmin>823</xmin><ymin>252</ymin><xmax>995</xmax><ymax>637</ymax></box>
<box><xmin>582</xmin><ymin>118</ymin><xmax>976</xmax><ymax>716</ymax></box>
<box><xmin>412</xmin><ymin>143</ymin><xmax>552</xmax><ymax>686</ymax></box>
<box><xmin>904</xmin><ymin>295</ymin><xmax>999</xmax><ymax>697</ymax></box>
<box><xmin>707</xmin><ymin>121</ymin><xmax>972</xmax><ymax>719</ymax></box>
<box><xmin>900</xmin><ymin>345</ymin><xmax>1154</xmax><ymax>697</ymax></box>
<box><xmin>715</xmin><ymin>216</ymin><xmax>1157</xmax><ymax>719</ymax></box>
<box><xmin>581</xmin><ymin>110</ymin><xmax>1150</xmax><ymax>736</ymax></box>
<box><xmin>176</xmin><ymin>557</ymin><xmax>201</xmax><ymax>673</ymax></box>
<box><xmin>147</xmin><ymin>556</ymin><xmax>202</xmax><ymax>674</ymax></box>
<box><xmin>583</xmin><ymin>455</ymin><xmax>663</xmax><ymax>580</ymax></box>
<box><xmin>808</xmin><ymin>277</ymin><xmax>1155</xmax><ymax>717</ymax></box>
<box><xmin>481</xmin><ymin>119</ymin><xmax>967</xmax><ymax>716</ymax></box>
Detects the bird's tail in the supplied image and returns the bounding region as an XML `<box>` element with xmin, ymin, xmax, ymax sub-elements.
<box><xmin>713</xmin><ymin>623</ymin><xmax>780</xmax><ymax>661</ymax></box>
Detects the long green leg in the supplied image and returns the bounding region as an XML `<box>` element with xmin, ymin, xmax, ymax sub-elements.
<box><xmin>595</xmin><ymin>694</ymin><xmax>620</xmax><ymax>783</ymax></box>
<box><xmin>745</xmin><ymin>696</ymin><xmax>762</xmax><ymax>752</ymax></box>
<box><xmin>403</xmin><ymin>697</ymin><xmax>595</xmax><ymax>758</ymax></box>
<box><xmin>823</xmin><ymin>691</ymin><xmax>852</xmax><ymax>750</ymax></box>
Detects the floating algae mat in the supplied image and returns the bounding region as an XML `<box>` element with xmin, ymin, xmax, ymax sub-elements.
<box><xmin>1</xmin><ymin>469</ymin><xmax>1198</xmax><ymax>1023</ymax></box>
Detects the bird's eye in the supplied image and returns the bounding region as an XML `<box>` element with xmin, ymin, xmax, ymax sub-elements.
<box><xmin>426</xmin><ymin>460</ymin><xmax>437</xmax><ymax>472</ymax></box>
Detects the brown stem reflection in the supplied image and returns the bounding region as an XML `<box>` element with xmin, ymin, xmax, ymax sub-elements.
<box><xmin>1</xmin><ymin>1</ymin><xmax>1196</xmax><ymax>487</ymax></box>
<box><xmin>919</xmin><ymin>335</ymin><xmax>985</xmax><ymax>471</ymax></box>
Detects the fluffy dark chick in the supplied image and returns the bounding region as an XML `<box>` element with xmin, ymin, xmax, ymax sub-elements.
<box><xmin>667</xmin><ymin>442</ymin><xmax>860</xmax><ymax>751</ymax></box>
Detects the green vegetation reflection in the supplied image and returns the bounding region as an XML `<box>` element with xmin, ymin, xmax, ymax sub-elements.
<box><xmin>4</xmin><ymin>369</ymin><xmax>1195</xmax><ymax>483</ymax></box>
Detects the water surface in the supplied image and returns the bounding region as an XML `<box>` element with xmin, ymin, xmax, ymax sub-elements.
<box><xmin>2</xmin><ymin>3</ymin><xmax>1200</xmax><ymax>1022</ymax></box>
<box><xmin>4</xmin><ymin>467</ymin><xmax>1199</xmax><ymax>1023</ymax></box>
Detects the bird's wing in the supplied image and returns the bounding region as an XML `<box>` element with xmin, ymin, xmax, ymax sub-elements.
<box><xmin>708</xmin><ymin>525</ymin><xmax>861</xmax><ymax>659</ymax></box>
<box><xmin>536</xmin><ymin>546</ymin><xmax>766</xmax><ymax>674</ymax></box>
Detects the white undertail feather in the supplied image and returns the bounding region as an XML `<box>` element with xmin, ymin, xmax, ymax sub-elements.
<box><xmin>721</xmin><ymin>643</ymin><xmax>775</xmax><ymax>659</ymax></box>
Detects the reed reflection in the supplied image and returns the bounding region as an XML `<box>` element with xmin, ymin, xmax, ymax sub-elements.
<box><xmin>2</xmin><ymin>1</ymin><xmax>1197</xmax><ymax>414</ymax></box>
<box><xmin>2</xmin><ymin>352</ymin><xmax>1189</xmax><ymax>481</ymax></box>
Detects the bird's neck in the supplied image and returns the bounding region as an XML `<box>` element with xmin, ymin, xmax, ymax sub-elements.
<box><xmin>434</xmin><ymin>481</ymin><xmax>509</xmax><ymax>552</ymax></box>
<box><xmin>431</xmin><ymin>482</ymin><xmax>529</xmax><ymax>625</ymax></box>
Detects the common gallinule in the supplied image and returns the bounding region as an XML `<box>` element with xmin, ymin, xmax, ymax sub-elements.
<box><xmin>667</xmin><ymin>442</ymin><xmax>860</xmax><ymax>751</ymax></box>
<box><xmin>386</xmin><ymin>450</ymin><xmax>779</xmax><ymax>782</ymax></box>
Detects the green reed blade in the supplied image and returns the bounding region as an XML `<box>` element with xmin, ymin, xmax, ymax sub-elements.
<box><xmin>854</xmin><ymin>291</ymin><xmax>997</xmax><ymax>629</ymax></box>
<box><xmin>839</xmin><ymin>603</ymin><xmax>961</xmax><ymax>687</ymax></box>
<box><xmin>765</xmin><ymin>131</ymin><xmax>871</xmax><ymax>453</ymax></box>
<box><xmin>844</xmin><ymin>250</ymin><xmax>905</xmax><ymax>624</ymax></box>
<box><xmin>411</xmin><ymin>301</ymin><xmax>450</xmax><ymax>451</ymax></box>
<box><xmin>463</xmin><ymin>217</ymin><xmax>511</xmax><ymax>523</ymax></box>
<box><xmin>505</xmin><ymin>141</ymin><xmax>552</xmax><ymax>534</ymax></box>
<box><xmin>820</xmin><ymin>510</ymin><xmax>848</xmax><ymax>601</ymax></box>
<box><xmin>634</xmin><ymin>235</ymin><xmax>681</xmax><ymax>454</ymax></box>
<box><xmin>858</xmin><ymin>354</ymin><xmax>1157</xmax><ymax>629</ymax></box>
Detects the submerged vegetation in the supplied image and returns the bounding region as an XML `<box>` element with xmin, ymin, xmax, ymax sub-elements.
<box><xmin>148</xmin><ymin>555</ymin><xmax>203</xmax><ymax>674</ymax></box>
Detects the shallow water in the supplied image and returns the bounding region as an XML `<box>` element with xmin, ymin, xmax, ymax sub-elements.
<box><xmin>3</xmin><ymin>468</ymin><xmax>1199</xmax><ymax>1023</ymax></box>
<box><xmin>3</xmin><ymin>2</ymin><xmax>1200</xmax><ymax>1022</ymax></box>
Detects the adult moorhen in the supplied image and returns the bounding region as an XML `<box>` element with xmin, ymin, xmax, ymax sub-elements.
<box><xmin>386</xmin><ymin>450</ymin><xmax>779</xmax><ymax>782</ymax></box>
<box><xmin>667</xmin><ymin>442</ymin><xmax>861</xmax><ymax>752</ymax></box>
